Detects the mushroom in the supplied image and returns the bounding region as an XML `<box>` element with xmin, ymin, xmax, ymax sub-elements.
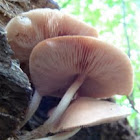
<box><xmin>54</xmin><ymin>97</ymin><xmax>131</xmax><ymax>132</ymax></box>
<box><xmin>22</xmin><ymin>97</ymin><xmax>131</xmax><ymax>140</ymax></box>
<box><xmin>5</xmin><ymin>8</ymin><xmax>98</xmax><ymax>75</ymax></box>
<box><xmin>6</xmin><ymin>8</ymin><xmax>98</xmax><ymax>128</ymax></box>
<box><xmin>26</xmin><ymin>35</ymin><xmax>133</xmax><ymax>137</ymax></box>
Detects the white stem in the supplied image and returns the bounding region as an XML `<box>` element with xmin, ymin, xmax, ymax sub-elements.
<box><xmin>27</xmin><ymin>75</ymin><xmax>85</xmax><ymax>138</ymax></box>
<box><xmin>20</xmin><ymin>90</ymin><xmax>42</xmax><ymax>128</ymax></box>
<box><xmin>35</xmin><ymin>128</ymin><xmax>80</xmax><ymax>140</ymax></box>
<box><xmin>45</xmin><ymin>75</ymin><xmax>85</xmax><ymax>132</ymax></box>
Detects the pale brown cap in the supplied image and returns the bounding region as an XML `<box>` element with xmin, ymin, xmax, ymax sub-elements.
<box><xmin>54</xmin><ymin>97</ymin><xmax>131</xmax><ymax>132</ymax></box>
<box><xmin>5</xmin><ymin>8</ymin><xmax>98</xmax><ymax>65</ymax></box>
<box><xmin>29</xmin><ymin>36</ymin><xmax>133</xmax><ymax>98</ymax></box>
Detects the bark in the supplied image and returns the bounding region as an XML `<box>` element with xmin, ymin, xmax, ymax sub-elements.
<box><xmin>0</xmin><ymin>26</ymin><xmax>32</xmax><ymax>140</ymax></box>
<box><xmin>0</xmin><ymin>0</ymin><xmax>59</xmax><ymax>28</ymax></box>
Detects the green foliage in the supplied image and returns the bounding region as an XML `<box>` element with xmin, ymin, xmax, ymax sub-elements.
<box><xmin>56</xmin><ymin>0</ymin><xmax>140</xmax><ymax>135</ymax></box>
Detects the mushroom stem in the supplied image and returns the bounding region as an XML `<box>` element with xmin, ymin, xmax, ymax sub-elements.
<box><xmin>20</xmin><ymin>90</ymin><xmax>42</xmax><ymax>128</ymax></box>
<box><xmin>35</xmin><ymin>128</ymin><xmax>80</xmax><ymax>140</ymax></box>
<box><xmin>27</xmin><ymin>75</ymin><xmax>85</xmax><ymax>138</ymax></box>
<box><xmin>44</xmin><ymin>75</ymin><xmax>85</xmax><ymax>132</ymax></box>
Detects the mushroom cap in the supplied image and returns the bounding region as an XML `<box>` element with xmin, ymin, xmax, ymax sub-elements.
<box><xmin>54</xmin><ymin>97</ymin><xmax>131</xmax><ymax>132</ymax></box>
<box><xmin>5</xmin><ymin>8</ymin><xmax>98</xmax><ymax>64</ymax></box>
<box><xmin>29</xmin><ymin>36</ymin><xmax>133</xmax><ymax>98</ymax></box>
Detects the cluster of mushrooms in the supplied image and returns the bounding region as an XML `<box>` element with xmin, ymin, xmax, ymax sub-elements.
<box><xmin>6</xmin><ymin>8</ymin><xmax>133</xmax><ymax>140</ymax></box>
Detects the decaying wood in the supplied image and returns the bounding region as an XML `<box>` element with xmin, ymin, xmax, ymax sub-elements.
<box><xmin>0</xmin><ymin>26</ymin><xmax>32</xmax><ymax>140</ymax></box>
<box><xmin>0</xmin><ymin>0</ymin><xmax>60</xmax><ymax>27</ymax></box>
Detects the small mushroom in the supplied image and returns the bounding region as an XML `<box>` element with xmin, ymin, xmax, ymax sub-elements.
<box><xmin>55</xmin><ymin>97</ymin><xmax>131</xmax><ymax>132</ymax></box>
<box><xmin>24</xmin><ymin>97</ymin><xmax>131</xmax><ymax>140</ymax></box>
<box><xmin>26</xmin><ymin>36</ymin><xmax>133</xmax><ymax>135</ymax></box>
<box><xmin>5</xmin><ymin>8</ymin><xmax>98</xmax><ymax>75</ymax></box>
